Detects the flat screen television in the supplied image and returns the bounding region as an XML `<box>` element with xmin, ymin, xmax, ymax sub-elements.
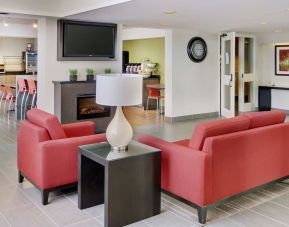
<box><xmin>57</xmin><ymin>20</ymin><xmax>117</xmax><ymax>61</ymax></box>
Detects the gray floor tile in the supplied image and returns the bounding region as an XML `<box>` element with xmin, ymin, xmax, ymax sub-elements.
<box><xmin>229</xmin><ymin>209</ymin><xmax>287</xmax><ymax>227</ymax></box>
<box><xmin>0</xmin><ymin>166</ymin><xmax>18</xmax><ymax>183</ymax></box>
<box><xmin>0</xmin><ymin>171</ymin><xmax>14</xmax><ymax>188</ymax></box>
<box><xmin>143</xmin><ymin>210</ymin><xmax>198</xmax><ymax>227</ymax></box>
<box><xmin>0</xmin><ymin>213</ymin><xmax>9</xmax><ymax>227</ymax></box>
<box><xmin>272</xmin><ymin>193</ymin><xmax>289</xmax><ymax>208</ymax></box>
<box><xmin>2</xmin><ymin>203</ymin><xmax>56</xmax><ymax>227</ymax></box>
<box><xmin>126</xmin><ymin>220</ymin><xmax>150</xmax><ymax>227</ymax></box>
<box><xmin>37</xmin><ymin>196</ymin><xmax>90</xmax><ymax>226</ymax></box>
<box><xmin>251</xmin><ymin>202</ymin><xmax>289</xmax><ymax>225</ymax></box>
<box><xmin>19</xmin><ymin>181</ymin><xmax>64</xmax><ymax>204</ymax></box>
<box><xmin>0</xmin><ymin>185</ymin><xmax>31</xmax><ymax>211</ymax></box>
<box><xmin>66</xmin><ymin>218</ymin><xmax>103</xmax><ymax>227</ymax></box>
<box><xmin>206</xmin><ymin>218</ymin><xmax>241</xmax><ymax>227</ymax></box>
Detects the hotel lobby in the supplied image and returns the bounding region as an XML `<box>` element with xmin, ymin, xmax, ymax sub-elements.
<box><xmin>1</xmin><ymin>0</ymin><xmax>289</xmax><ymax>226</ymax></box>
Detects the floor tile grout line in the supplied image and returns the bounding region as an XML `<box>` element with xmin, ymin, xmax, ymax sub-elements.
<box><xmin>16</xmin><ymin>186</ymin><xmax>59</xmax><ymax>227</ymax></box>
<box><xmin>0</xmin><ymin>211</ymin><xmax>12</xmax><ymax>227</ymax></box>
<box><xmin>269</xmin><ymin>200</ymin><xmax>289</xmax><ymax>210</ymax></box>
<box><xmin>63</xmin><ymin>217</ymin><xmax>96</xmax><ymax>227</ymax></box>
<box><xmin>161</xmin><ymin>202</ymin><xmax>199</xmax><ymax>225</ymax></box>
<box><xmin>161</xmin><ymin>197</ymin><xmax>198</xmax><ymax>218</ymax></box>
<box><xmin>249</xmin><ymin>208</ymin><xmax>289</xmax><ymax>227</ymax></box>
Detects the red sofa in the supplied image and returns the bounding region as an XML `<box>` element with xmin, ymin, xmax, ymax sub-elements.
<box><xmin>138</xmin><ymin>110</ymin><xmax>288</xmax><ymax>224</ymax></box>
<box><xmin>17</xmin><ymin>109</ymin><xmax>106</xmax><ymax>205</ymax></box>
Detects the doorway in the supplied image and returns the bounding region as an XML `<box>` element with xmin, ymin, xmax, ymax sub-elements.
<box><xmin>220</xmin><ymin>32</ymin><xmax>255</xmax><ymax>118</ymax></box>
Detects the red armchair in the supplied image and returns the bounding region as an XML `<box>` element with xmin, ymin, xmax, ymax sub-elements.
<box><xmin>17</xmin><ymin>109</ymin><xmax>106</xmax><ymax>205</ymax></box>
<box><xmin>138</xmin><ymin>110</ymin><xmax>289</xmax><ymax>224</ymax></box>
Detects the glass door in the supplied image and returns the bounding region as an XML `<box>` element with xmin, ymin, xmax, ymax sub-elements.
<box><xmin>221</xmin><ymin>32</ymin><xmax>236</xmax><ymax>118</ymax></box>
<box><xmin>239</xmin><ymin>36</ymin><xmax>255</xmax><ymax>112</ymax></box>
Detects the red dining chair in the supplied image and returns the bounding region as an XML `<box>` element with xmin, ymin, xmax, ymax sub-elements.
<box><xmin>146</xmin><ymin>84</ymin><xmax>165</xmax><ymax>112</ymax></box>
<box><xmin>4</xmin><ymin>85</ymin><xmax>16</xmax><ymax>114</ymax></box>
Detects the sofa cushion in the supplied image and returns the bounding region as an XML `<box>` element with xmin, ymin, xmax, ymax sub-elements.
<box><xmin>26</xmin><ymin>109</ymin><xmax>67</xmax><ymax>140</ymax></box>
<box><xmin>189</xmin><ymin>116</ymin><xmax>250</xmax><ymax>150</ymax></box>
<box><xmin>243</xmin><ymin>110</ymin><xmax>286</xmax><ymax>129</ymax></box>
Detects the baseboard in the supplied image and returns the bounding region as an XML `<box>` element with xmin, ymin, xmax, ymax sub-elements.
<box><xmin>165</xmin><ymin>112</ymin><xmax>219</xmax><ymax>123</ymax></box>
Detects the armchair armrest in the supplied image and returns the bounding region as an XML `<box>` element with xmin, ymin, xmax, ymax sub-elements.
<box><xmin>37</xmin><ymin>133</ymin><xmax>106</xmax><ymax>189</ymax></box>
<box><xmin>62</xmin><ymin>121</ymin><xmax>95</xmax><ymax>137</ymax></box>
<box><xmin>138</xmin><ymin>135</ymin><xmax>212</xmax><ymax>206</ymax></box>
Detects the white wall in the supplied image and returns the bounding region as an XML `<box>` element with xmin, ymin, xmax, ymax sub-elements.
<box><xmin>123</xmin><ymin>28</ymin><xmax>165</xmax><ymax>40</ymax></box>
<box><xmin>256</xmin><ymin>32</ymin><xmax>289</xmax><ymax>110</ymax></box>
<box><xmin>0</xmin><ymin>37</ymin><xmax>36</xmax><ymax>59</ymax></box>
<box><xmin>257</xmin><ymin>32</ymin><xmax>289</xmax><ymax>86</ymax></box>
<box><xmin>0</xmin><ymin>23</ymin><xmax>37</xmax><ymax>38</ymax></box>
<box><xmin>37</xmin><ymin>17</ymin><xmax>122</xmax><ymax>113</ymax></box>
<box><xmin>165</xmin><ymin>29</ymin><xmax>219</xmax><ymax>118</ymax></box>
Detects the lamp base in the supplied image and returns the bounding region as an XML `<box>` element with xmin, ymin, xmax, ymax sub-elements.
<box><xmin>106</xmin><ymin>106</ymin><xmax>133</xmax><ymax>149</ymax></box>
<box><xmin>111</xmin><ymin>146</ymin><xmax>128</xmax><ymax>152</ymax></box>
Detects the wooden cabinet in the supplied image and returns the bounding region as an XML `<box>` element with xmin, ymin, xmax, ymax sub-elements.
<box><xmin>143</xmin><ymin>76</ymin><xmax>160</xmax><ymax>110</ymax></box>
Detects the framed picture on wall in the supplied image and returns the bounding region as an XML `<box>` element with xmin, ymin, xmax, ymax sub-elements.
<box><xmin>275</xmin><ymin>45</ymin><xmax>289</xmax><ymax>76</ymax></box>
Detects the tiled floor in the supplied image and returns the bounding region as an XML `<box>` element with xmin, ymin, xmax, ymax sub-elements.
<box><xmin>1</xmin><ymin>113</ymin><xmax>289</xmax><ymax>226</ymax></box>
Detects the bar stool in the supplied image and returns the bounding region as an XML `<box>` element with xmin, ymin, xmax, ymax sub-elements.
<box><xmin>4</xmin><ymin>85</ymin><xmax>16</xmax><ymax>114</ymax></box>
<box><xmin>17</xmin><ymin>79</ymin><xmax>28</xmax><ymax>120</ymax></box>
<box><xmin>24</xmin><ymin>80</ymin><xmax>37</xmax><ymax>117</ymax></box>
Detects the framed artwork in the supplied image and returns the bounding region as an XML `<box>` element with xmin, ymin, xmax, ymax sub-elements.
<box><xmin>275</xmin><ymin>45</ymin><xmax>289</xmax><ymax>76</ymax></box>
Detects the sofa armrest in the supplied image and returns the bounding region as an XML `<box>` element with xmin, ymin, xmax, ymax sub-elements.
<box><xmin>138</xmin><ymin>135</ymin><xmax>212</xmax><ymax>206</ymax></box>
<box><xmin>62</xmin><ymin>121</ymin><xmax>95</xmax><ymax>137</ymax></box>
<box><xmin>36</xmin><ymin>133</ymin><xmax>106</xmax><ymax>189</ymax></box>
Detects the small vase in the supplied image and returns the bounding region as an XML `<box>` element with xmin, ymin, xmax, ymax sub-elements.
<box><xmin>70</xmin><ymin>75</ymin><xmax>77</xmax><ymax>82</ymax></box>
<box><xmin>86</xmin><ymin>75</ymin><xmax>94</xmax><ymax>81</ymax></box>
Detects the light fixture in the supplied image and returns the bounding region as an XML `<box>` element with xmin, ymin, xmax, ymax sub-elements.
<box><xmin>163</xmin><ymin>10</ymin><xmax>176</xmax><ymax>15</ymax></box>
<box><xmin>95</xmin><ymin>74</ymin><xmax>143</xmax><ymax>151</ymax></box>
<box><xmin>274</xmin><ymin>30</ymin><xmax>281</xmax><ymax>33</ymax></box>
<box><xmin>33</xmin><ymin>23</ymin><xmax>38</xmax><ymax>28</ymax></box>
<box><xmin>260</xmin><ymin>22</ymin><xmax>267</xmax><ymax>25</ymax></box>
<box><xmin>3</xmin><ymin>21</ymin><xmax>8</xmax><ymax>27</ymax></box>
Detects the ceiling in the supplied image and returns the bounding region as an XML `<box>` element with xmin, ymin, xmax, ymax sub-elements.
<box><xmin>0</xmin><ymin>0</ymin><xmax>133</xmax><ymax>17</ymax></box>
<box><xmin>68</xmin><ymin>0</ymin><xmax>289</xmax><ymax>34</ymax></box>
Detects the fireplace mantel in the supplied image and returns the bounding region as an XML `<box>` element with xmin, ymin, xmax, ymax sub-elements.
<box><xmin>53</xmin><ymin>80</ymin><xmax>114</xmax><ymax>131</ymax></box>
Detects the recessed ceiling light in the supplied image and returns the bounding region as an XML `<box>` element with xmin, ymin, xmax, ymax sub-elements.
<box><xmin>163</xmin><ymin>10</ymin><xmax>176</xmax><ymax>15</ymax></box>
<box><xmin>3</xmin><ymin>21</ymin><xmax>8</xmax><ymax>27</ymax></box>
<box><xmin>274</xmin><ymin>30</ymin><xmax>281</xmax><ymax>33</ymax></box>
<box><xmin>33</xmin><ymin>23</ymin><xmax>38</xmax><ymax>28</ymax></box>
<box><xmin>260</xmin><ymin>22</ymin><xmax>267</xmax><ymax>25</ymax></box>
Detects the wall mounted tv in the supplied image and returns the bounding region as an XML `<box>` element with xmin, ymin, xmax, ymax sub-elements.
<box><xmin>57</xmin><ymin>20</ymin><xmax>117</xmax><ymax>61</ymax></box>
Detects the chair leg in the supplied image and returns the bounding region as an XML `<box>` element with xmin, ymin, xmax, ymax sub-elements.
<box><xmin>18</xmin><ymin>171</ymin><xmax>24</xmax><ymax>183</ymax></box>
<box><xmin>41</xmin><ymin>190</ymin><xmax>49</xmax><ymax>205</ymax></box>
<box><xmin>8</xmin><ymin>98</ymin><xmax>12</xmax><ymax>112</ymax></box>
<box><xmin>146</xmin><ymin>98</ymin><xmax>149</xmax><ymax>110</ymax></box>
<box><xmin>198</xmin><ymin>207</ymin><xmax>208</xmax><ymax>224</ymax></box>
<box><xmin>31</xmin><ymin>94</ymin><xmax>36</xmax><ymax>108</ymax></box>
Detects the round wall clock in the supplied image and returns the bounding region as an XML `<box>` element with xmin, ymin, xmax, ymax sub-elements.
<box><xmin>187</xmin><ymin>37</ymin><xmax>207</xmax><ymax>63</ymax></box>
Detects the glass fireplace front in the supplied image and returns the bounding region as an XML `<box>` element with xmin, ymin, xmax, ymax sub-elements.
<box><xmin>77</xmin><ymin>94</ymin><xmax>110</xmax><ymax>120</ymax></box>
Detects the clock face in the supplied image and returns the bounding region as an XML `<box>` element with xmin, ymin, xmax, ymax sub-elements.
<box><xmin>187</xmin><ymin>37</ymin><xmax>207</xmax><ymax>62</ymax></box>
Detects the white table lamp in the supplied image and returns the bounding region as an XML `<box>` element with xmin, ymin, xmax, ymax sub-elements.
<box><xmin>96</xmin><ymin>74</ymin><xmax>143</xmax><ymax>151</ymax></box>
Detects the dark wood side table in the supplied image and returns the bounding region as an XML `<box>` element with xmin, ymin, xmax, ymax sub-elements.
<box><xmin>78</xmin><ymin>141</ymin><xmax>161</xmax><ymax>227</ymax></box>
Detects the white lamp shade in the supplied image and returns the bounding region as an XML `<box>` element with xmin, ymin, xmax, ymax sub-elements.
<box><xmin>96</xmin><ymin>74</ymin><xmax>143</xmax><ymax>106</ymax></box>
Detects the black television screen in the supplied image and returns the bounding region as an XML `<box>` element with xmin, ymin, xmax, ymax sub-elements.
<box><xmin>58</xmin><ymin>20</ymin><xmax>117</xmax><ymax>61</ymax></box>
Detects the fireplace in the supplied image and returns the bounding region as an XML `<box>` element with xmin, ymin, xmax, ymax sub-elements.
<box><xmin>77</xmin><ymin>94</ymin><xmax>110</xmax><ymax>120</ymax></box>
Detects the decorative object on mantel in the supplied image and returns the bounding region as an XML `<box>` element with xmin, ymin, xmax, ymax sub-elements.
<box><xmin>275</xmin><ymin>45</ymin><xmax>289</xmax><ymax>76</ymax></box>
<box><xmin>95</xmin><ymin>74</ymin><xmax>143</xmax><ymax>151</ymax></box>
<box><xmin>69</xmin><ymin>69</ymin><xmax>78</xmax><ymax>81</ymax></box>
<box><xmin>187</xmin><ymin>37</ymin><xmax>207</xmax><ymax>63</ymax></box>
<box><xmin>86</xmin><ymin>68</ymin><xmax>94</xmax><ymax>81</ymax></box>
<box><xmin>104</xmin><ymin>68</ymin><xmax>112</xmax><ymax>74</ymax></box>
